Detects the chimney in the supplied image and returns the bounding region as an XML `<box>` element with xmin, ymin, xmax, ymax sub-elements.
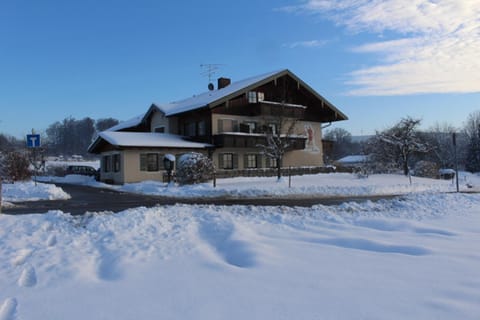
<box><xmin>217</xmin><ymin>77</ymin><xmax>231</xmax><ymax>89</ymax></box>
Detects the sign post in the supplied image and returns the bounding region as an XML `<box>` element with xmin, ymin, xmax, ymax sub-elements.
<box><xmin>26</xmin><ymin>134</ymin><xmax>41</xmax><ymax>148</ymax></box>
<box><xmin>26</xmin><ymin>131</ymin><xmax>42</xmax><ymax>186</ymax></box>
<box><xmin>453</xmin><ymin>132</ymin><xmax>460</xmax><ymax>193</ymax></box>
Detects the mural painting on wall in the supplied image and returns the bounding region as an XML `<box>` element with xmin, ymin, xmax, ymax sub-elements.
<box><xmin>304</xmin><ymin>123</ymin><xmax>319</xmax><ymax>153</ymax></box>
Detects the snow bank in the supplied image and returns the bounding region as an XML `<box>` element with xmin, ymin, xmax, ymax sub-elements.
<box><xmin>1</xmin><ymin>181</ymin><xmax>70</xmax><ymax>202</ymax></box>
<box><xmin>118</xmin><ymin>172</ymin><xmax>480</xmax><ymax>198</ymax></box>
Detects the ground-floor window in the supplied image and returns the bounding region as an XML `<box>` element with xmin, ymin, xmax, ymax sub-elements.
<box><xmin>267</xmin><ymin>157</ymin><xmax>277</xmax><ymax>168</ymax></box>
<box><xmin>245</xmin><ymin>154</ymin><xmax>258</xmax><ymax>168</ymax></box>
<box><xmin>113</xmin><ymin>154</ymin><xmax>120</xmax><ymax>172</ymax></box>
<box><xmin>219</xmin><ymin>153</ymin><xmax>238</xmax><ymax>170</ymax></box>
<box><xmin>103</xmin><ymin>155</ymin><xmax>111</xmax><ymax>172</ymax></box>
<box><xmin>223</xmin><ymin>153</ymin><xmax>233</xmax><ymax>169</ymax></box>
<box><xmin>140</xmin><ymin>153</ymin><xmax>159</xmax><ymax>171</ymax></box>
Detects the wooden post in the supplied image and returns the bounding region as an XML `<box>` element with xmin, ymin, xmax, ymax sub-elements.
<box><xmin>288</xmin><ymin>166</ymin><xmax>291</xmax><ymax>188</ymax></box>
<box><xmin>453</xmin><ymin>132</ymin><xmax>460</xmax><ymax>192</ymax></box>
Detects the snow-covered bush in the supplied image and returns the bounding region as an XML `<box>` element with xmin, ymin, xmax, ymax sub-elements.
<box><xmin>176</xmin><ymin>152</ymin><xmax>214</xmax><ymax>185</ymax></box>
<box><xmin>2</xmin><ymin>151</ymin><xmax>31</xmax><ymax>182</ymax></box>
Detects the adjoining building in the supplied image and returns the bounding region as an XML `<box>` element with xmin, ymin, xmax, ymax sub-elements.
<box><xmin>88</xmin><ymin>69</ymin><xmax>348</xmax><ymax>184</ymax></box>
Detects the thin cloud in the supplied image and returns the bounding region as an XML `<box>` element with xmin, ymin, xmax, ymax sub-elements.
<box><xmin>284</xmin><ymin>39</ymin><xmax>328</xmax><ymax>49</ymax></box>
<box><xmin>282</xmin><ymin>0</ymin><xmax>480</xmax><ymax>96</ymax></box>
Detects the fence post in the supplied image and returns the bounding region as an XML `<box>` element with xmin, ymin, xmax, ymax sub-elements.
<box><xmin>288</xmin><ymin>166</ymin><xmax>292</xmax><ymax>188</ymax></box>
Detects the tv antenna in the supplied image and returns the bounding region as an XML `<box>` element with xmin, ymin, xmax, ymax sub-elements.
<box><xmin>200</xmin><ymin>63</ymin><xmax>224</xmax><ymax>90</ymax></box>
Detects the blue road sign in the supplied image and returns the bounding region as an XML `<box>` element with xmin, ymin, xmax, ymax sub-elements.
<box><xmin>26</xmin><ymin>134</ymin><xmax>41</xmax><ymax>148</ymax></box>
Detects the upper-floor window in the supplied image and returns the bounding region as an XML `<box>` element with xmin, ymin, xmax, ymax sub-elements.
<box><xmin>185</xmin><ymin>122</ymin><xmax>196</xmax><ymax>136</ymax></box>
<box><xmin>198</xmin><ymin>120</ymin><xmax>206</xmax><ymax>136</ymax></box>
<box><xmin>217</xmin><ymin>119</ymin><xmax>238</xmax><ymax>133</ymax></box>
<box><xmin>244</xmin><ymin>121</ymin><xmax>256</xmax><ymax>133</ymax></box>
<box><xmin>248</xmin><ymin>91</ymin><xmax>257</xmax><ymax>103</ymax></box>
<box><xmin>268</xmin><ymin>123</ymin><xmax>278</xmax><ymax>135</ymax></box>
<box><xmin>257</xmin><ymin>92</ymin><xmax>264</xmax><ymax>101</ymax></box>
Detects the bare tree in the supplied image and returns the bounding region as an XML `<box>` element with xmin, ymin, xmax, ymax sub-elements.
<box><xmin>426</xmin><ymin>122</ymin><xmax>457</xmax><ymax>168</ymax></box>
<box><xmin>368</xmin><ymin>117</ymin><xmax>429</xmax><ymax>176</ymax></box>
<box><xmin>257</xmin><ymin>103</ymin><xmax>298</xmax><ymax>180</ymax></box>
<box><xmin>2</xmin><ymin>151</ymin><xmax>31</xmax><ymax>182</ymax></box>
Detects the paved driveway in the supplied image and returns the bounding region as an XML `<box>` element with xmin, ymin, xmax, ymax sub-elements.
<box><xmin>3</xmin><ymin>183</ymin><xmax>400</xmax><ymax>215</ymax></box>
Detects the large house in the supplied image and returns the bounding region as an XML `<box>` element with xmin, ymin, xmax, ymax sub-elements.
<box><xmin>88</xmin><ymin>69</ymin><xmax>347</xmax><ymax>184</ymax></box>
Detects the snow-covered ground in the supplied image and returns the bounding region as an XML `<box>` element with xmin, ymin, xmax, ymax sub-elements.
<box><xmin>38</xmin><ymin>171</ymin><xmax>480</xmax><ymax>199</ymax></box>
<box><xmin>1</xmin><ymin>173</ymin><xmax>480</xmax><ymax>319</ymax></box>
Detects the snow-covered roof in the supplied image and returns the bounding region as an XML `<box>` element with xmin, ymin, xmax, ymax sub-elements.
<box><xmin>95</xmin><ymin>132</ymin><xmax>212</xmax><ymax>149</ymax></box>
<box><xmin>106</xmin><ymin>114</ymin><xmax>144</xmax><ymax>132</ymax></box>
<box><xmin>108</xmin><ymin>69</ymin><xmax>347</xmax><ymax>133</ymax></box>
<box><xmin>155</xmin><ymin>69</ymin><xmax>286</xmax><ymax>116</ymax></box>
<box><xmin>336</xmin><ymin>155</ymin><xmax>369</xmax><ymax>164</ymax></box>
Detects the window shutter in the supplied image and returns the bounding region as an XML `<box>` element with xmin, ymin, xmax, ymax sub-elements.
<box><xmin>140</xmin><ymin>154</ymin><xmax>147</xmax><ymax>171</ymax></box>
<box><xmin>158</xmin><ymin>154</ymin><xmax>164</xmax><ymax>170</ymax></box>
<box><xmin>218</xmin><ymin>119</ymin><xmax>224</xmax><ymax>133</ymax></box>
<box><xmin>256</xmin><ymin>154</ymin><xmax>262</xmax><ymax>168</ymax></box>
<box><xmin>233</xmin><ymin>154</ymin><xmax>239</xmax><ymax>169</ymax></box>
<box><xmin>218</xmin><ymin>153</ymin><xmax>224</xmax><ymax>169</ymax></box>
<box><xmin>232</xmin><ymin>120</ymin><xmax>239</xmax><ymax>132</ymax></box>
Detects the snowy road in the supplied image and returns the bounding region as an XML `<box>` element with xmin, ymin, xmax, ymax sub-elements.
<box><xmin>4</xmin><ymin>183</ymin><xmax>402</xmax><ymax>215</ymax></box>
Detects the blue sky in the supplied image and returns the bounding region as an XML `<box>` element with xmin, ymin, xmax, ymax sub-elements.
<box><xmin>1</xmin><ymin>0</ymin><xmax>479</xmax><ymax>139</ymax></box>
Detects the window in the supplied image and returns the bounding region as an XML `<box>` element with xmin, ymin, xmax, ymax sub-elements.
<box><xmin>246</xmin><ymin>154</ymin><xmax>257</xmax><ymax>168</ymax></box>
<box><xmin>218</xmin><ymin>119</ymin><xmax>238</xmax><ymax>133</ymax></box>
<box><xmin>154</xmin><ymin>126</ymin><xmax>165</xmax><ymax>133</ymax></box>
<box><xmin>185</xmin><ymin>122</ymin><xmax>196</xmax><ymax>136</ymax></box>
<box><xmin>113</xmin><ymin>154</ymin><xmax>120</xmax><ymax>172</ymax></box>
<box><xmin>257</xmin><ymin>92</ymin><xmax>264</xmax><ymax>101</ymax></box>
<box><xmin>267</xmin><ymin>157</ymin><xmax>277</xmax><ymax>168</ymax></box>
<box><xmin>103</xmin><ymin>155</ymin><xmax>111</xmax><ymax>173</ymax></box>
<box><xmin>268</xmin><ymin>123</ymin><xmax>278</xmax><ymax>134</ymax></box>
<box><xmin>244</xmin><ymin>121</ymin><xmax>256</xmax><ymax>133</ymax></box>
<box><xmin>198</xmin><ymin>120</ymin><xmax>206</xmax><ymax>136</ymax></box>
<box><xmin>140</xmin><ymin>153</ymin><xmax>159</xmax><ymax>171</ymax></box>
<box><xmin>223</xmin><ymin>153</ymin><xmax>233</xmax><ymax>169</ymax></box>
<box><xmin>247</xmin><ymin>91</ymin><xmax>257</xmax><ymax>103</ymax></box>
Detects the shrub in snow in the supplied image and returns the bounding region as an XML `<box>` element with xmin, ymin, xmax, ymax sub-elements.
<box><xmin>414</xmin><ymin>160</ymin><xmax>439</xmax><ymax>178</ymax></box>
<box><xmin>2</xmin><ymin>151</ymin><xmax>31</xmax><ymax>182</ymax></box>
<box><xmin>176</xmin><ymin>152</ymin><xmax>214</xmax><ymax>185</ymax></box>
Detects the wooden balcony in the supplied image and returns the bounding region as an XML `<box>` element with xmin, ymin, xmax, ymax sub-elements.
<box><xmin>215</xmin><ymin>97</ymin><xmax>306</xmax><ymax>119</ymax></box>
<box><xmin>213</xmin><ymin>133</ymin><xmax>306</xmax><ymax>150</ymax></box>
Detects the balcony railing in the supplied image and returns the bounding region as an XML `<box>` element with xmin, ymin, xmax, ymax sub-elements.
<box><xmin>214</xmin><ymin>133</ymin><xmax>306</xmax><ymax>150</ymax></box>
